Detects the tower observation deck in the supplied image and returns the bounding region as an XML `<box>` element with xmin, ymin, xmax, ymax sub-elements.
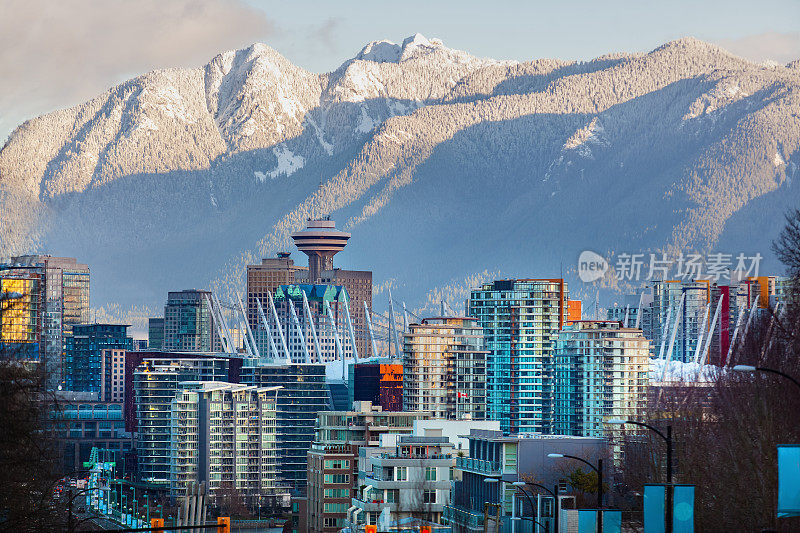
<box><xmin>291</xmin><ymin>218</ymin><xmax>351</xmax><ymax>282</ymax></box>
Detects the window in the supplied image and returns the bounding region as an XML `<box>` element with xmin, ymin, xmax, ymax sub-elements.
<box><xmin>324</xmin><ymin>488</ymin><xmax>350</xmax><ymax>498</ymax></box>
<box><xmin>324</xmin><ymin>459</ymin><xmax>350</xmax><ymax>470</ymax></box>
<box><xmin>324</xmin><ymin>474</ymin><xmax>349</xmax><ymax>484</ymax></box>
<box><xmin>423</xmin><ymin>490</ymin><xmax>436</xmax><ymax>504</ymax></box>
<box><xmin>425</xmin><ymin>467</ymin><xmax>437</xmax><ymax>481</ymax></box>
<box><xmin>323</xmin><ymin>503</ymin><xmax>348</xmax><ymax>513</ymax></box>
<box><xmin>395</xmin><ymin>467</ymin><xmax>407</xmax><ymax>481</ymax></box>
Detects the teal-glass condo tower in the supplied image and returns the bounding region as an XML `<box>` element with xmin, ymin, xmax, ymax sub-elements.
<box><xmin>468</xmin><ymin>279</ymin><xmax>568</xmax><ymax>434</ymax></box>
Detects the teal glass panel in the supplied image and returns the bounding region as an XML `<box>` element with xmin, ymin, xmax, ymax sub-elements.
<box><xmin>578</xmin><ymin>510</ymin><xmax>597</xmax><ymax>533</ymax></box>
<box><xmin>672</xmin><ymin>485</ymin><xmax>695</xmax><ymax>533</ymax></box>
<box><xmin>644</xmin><ymin>484</ymin><xmax>666</xmax><ymax>533</ymax></box>
<box><xmin>778</xmin><ymin>445</ymin><xmax>800</xmax><ymax>518</ymax></box>
<box><xmin>602</xmin><ymin>510</ymin><xmax>622</xmax><ymax>533</ymax></box>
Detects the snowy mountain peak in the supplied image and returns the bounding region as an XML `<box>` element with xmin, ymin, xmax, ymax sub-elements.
<box><xmin>357</xmin><ymin>40</ymin><xmax>402</xmax><ymax>63</ymax></box>
<box><xmin>400</xmin><ymin>33</ymin><xmax>442</xmax><ymax>59</ymax></box>
<box><xmin>356</xmin><ymin>33</ymin><xmax>450</xmax><ymax>63</ymax></box>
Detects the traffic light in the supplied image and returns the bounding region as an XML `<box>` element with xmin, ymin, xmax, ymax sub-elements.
<box><xmin>365</xmin><ymin>525</ymin><xmax>377</xmax><ymax>533</ymax></box>
<box><xmin>150</xmin><ymin>518</ymin><xmax>164</xmax><ymax>532</ymax></box>
<box><xmin>217</xmin><ymin>516</ymin><xmax>231</xmax><ymax>533</ymax></box>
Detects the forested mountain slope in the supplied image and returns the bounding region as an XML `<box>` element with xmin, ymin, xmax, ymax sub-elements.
<box><xmin>1</xmin><ymin>34</ymin><xmax>798</xmax><ymax>321</ymax></box>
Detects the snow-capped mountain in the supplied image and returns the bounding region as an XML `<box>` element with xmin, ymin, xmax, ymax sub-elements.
<box><xmin>1</xmin><ymin>34</ymin><xmax>799</xmax><ymax>325</ymax></box>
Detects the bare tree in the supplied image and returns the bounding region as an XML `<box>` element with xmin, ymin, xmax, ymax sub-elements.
<box><xmin>213</xmin><ymin>483</ymin><xmax>252</xmax><ymax>519</ymax></box>
<box><xmin>615</xmin><ymin>211</ymin><xmax>800</xmax><ymax>532</ymax></box>
<box><xmin>0</xmin><ymin>296</ymin><xmax>63</xmax><ymax>532</ymax></box>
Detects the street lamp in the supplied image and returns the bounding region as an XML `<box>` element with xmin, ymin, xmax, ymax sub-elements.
<box><xmin>513</xmin><ymin>481</ymin><xmax>560</xmax><ymax>533</ymax></box>
<box><xmin>732</xmin><ymin>365</ymin><xmax>800</xmax><ymax>392</ymax></box>
<box><xmin>547</xmin><ymin>454</ymin><xmax>603</xmax><ymax>509</ymax></box>
<box><xmin>607</xmin><ymin>418</ymin><xmax>674</xmax><ymax>533</ymax></box>
<box><xmin>484</xmin><ymin>478</ymin><xmax>524</xmax><ymax>533</ymax></box>
<box><xmin>606</xmin><ymin>419</ymin><xmax>673</xmax><ymax>484</ymax></box>
<box><xmin>486</xmin><ymin>478</ymin><xmax>558</xmax><ymax>533</ymax></box>
<box><xmin>65</xmin><ymin>486</ymin><xmax>110</xmax><ymax>533</ymax></box>
<box><xmin>548</xmin><ymin>454</ymin><xmax>603</xmax><ymax>531</ymax></box>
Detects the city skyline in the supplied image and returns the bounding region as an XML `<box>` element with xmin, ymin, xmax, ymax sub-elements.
<box><xmin>2</xmin><ymin>4</ymin><xmax>800</xmax><ymax>530</ymax></box>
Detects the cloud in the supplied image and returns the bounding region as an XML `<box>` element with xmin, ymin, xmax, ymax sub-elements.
<box><xmin>311</xmin><ymin>18</ymin><xmax>343</xmax><ymax>50</ymax></box>
<box><xmin>716</xmin><ymin>31</ymin><xmax>800</xmax><ymax>64</ymax></box>
<box><xmin>0</xmin><ymin>0</ymin><xmax>274</xmax><ymax>142</ymax></box>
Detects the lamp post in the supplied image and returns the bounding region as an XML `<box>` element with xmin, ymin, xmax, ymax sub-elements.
<box><xmin>485</xmin><ymin>478</ymin><xmax>520</xmax><ymax>533</ymax></box>
<box><xmin>66</xmin><ymin>486</ymin><xmax>110</xmax><ymax>533</ymax></box>
<box><xmin>733</xmin><ymin>365</ymin><xmax>800</xmax><ymax>392</ymax></box>
<box><xmin>607</xmin><ymin>418</ymin><xmax>673</xmax><ymax>533</ymax></box>
<box><xmin>144</xmin><ymin>494</ymin><xmax>150</xmax><ymax>525</ymax></box>
<box><xmin>607</xmin><ymin>419</ymin><xmax>672</xmax><ymax>484</ymax></box>
<box><xmin>548</xmin><ymin>454</ymin><xmax>603</xmax><ymax>531</ymax></box>
<box><xmin>485</xmin><ymin>478</ymin><xmax>558</xmax><ymax>533</ymax></box>
<box><xmin>514</xmin><ymin>481</ymin><xmax>560</xmax><ymax>533</ymax></box>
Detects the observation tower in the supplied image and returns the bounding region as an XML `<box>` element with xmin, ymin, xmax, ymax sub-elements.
<box><xmin>290</xmin><ymin>218</ymin><xmax>351</xmax><ymax>282</ymax></box>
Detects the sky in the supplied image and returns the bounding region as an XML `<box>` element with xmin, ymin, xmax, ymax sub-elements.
<box><xmin>1</xmin><ymin>0</ymin><xmax>799</xmax><ymax>143</ymax></box>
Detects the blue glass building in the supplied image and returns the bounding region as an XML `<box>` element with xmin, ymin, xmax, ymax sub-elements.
<box><xmin>468</xmin><ymin>279</ymin><xmax>568</xmax><ymax>434</ymax></box>
<box><xmin>65</xmin><ymin>324</ymin><xmax>132</xmax><ymax>395</ymax></box>
<box><xmin>240</xmin><ymin>362</ymin><xmax>330</xmax><ymax>493</ymax></box>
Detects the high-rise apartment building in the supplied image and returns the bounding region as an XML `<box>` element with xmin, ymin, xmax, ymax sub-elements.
<box><xmin>65</xmin><ymin>324</ymin><xmax>132</xmax><ymax>394</ymax></box>
<box><xmin>307</xmin><ymin>402</ymin><xmax>430</xmax><ymax>533</ymax></box>
<box><xmin>100</xmin><ymin>348</ymin><xmax>127</xmax><ymax>402</ymax></box>
<box><xmin>610</xmin><ymin>276</ymin><xmax>790</xmax><ymax>369</ymax></box>
<box><xmin>552</xmin><ymin>321</ymin><xmax>650</xmax><ymax>439</ymax></box>
<box><xmin>650</xmin><ymin>280</ymin><xmax>709</xmax><ymax>363</ymax></box>
<box><xmin>0</xmin><ymin>267</ymin><xmax>43</xmax><ymax>360</ymax></box>
<box><xmin>133</xmin><ymin>356</ymin><xmax>234</xmax><ymax>485</ymax></box>
<box><xmin>468</xmin><ymin>279</ymin><xmax>569</xmax><ymax>434</ymax></box>
<box><xmin>247</xmin><ymin>219</ymin><xmax>373</xmax><ymax>360</ymax></box>
<box><xmin>240</xmin><ymin>362</ymin><xmax>331</xmax><ymax>493</ymax></box>
<box><xmin>607</xmin><ymin>290</ymin><xmax>653</xmax><ymax>333</ymax></box>
<box><xmin>402</xmin><ymin>317</ymin><xmax>487</xmax><ymax>420</ymax></box>
<box><xmin>148</xmin><ymin>318</ymin><xmax>165</xmax><ymax>350</ymax></box>
<box><xmin>169</xmin><ymin>382</ymin><xmax>288</xmax><ymax>511</ymax></box>
<box><xmin>247</xmin><ymin>253</ymin><xmax>307</xmax><ymax>329</ymax></box>
<box><xmin>163</xmin><ymin>290</ymin><xmax>221</xmax><ymax>352</ymax></box>
<box><xmin>3</xmin><ymin>255</ymin><xmax>90</xmax><ymax>382</ymax></box>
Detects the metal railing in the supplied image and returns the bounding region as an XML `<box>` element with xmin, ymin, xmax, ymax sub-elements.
<box><xmin>455</xmin><ymin>456</ymin><xmax>501</xmax><ymax>474</ymax></box>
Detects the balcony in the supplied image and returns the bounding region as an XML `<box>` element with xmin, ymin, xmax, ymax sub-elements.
<box><xmin>443</xmin><ymin>505</ymin><xmax>484</xmax><ymax>531</ymax></box>
<box><xmin>456</xmin><ymin>456</ymin><xmax>501</xmax><ymax>475</ymax></box>
<box><xmin>353</xmin><ymin>497</ymin><xmax>446</xmax><ymax>514</ymax></box>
